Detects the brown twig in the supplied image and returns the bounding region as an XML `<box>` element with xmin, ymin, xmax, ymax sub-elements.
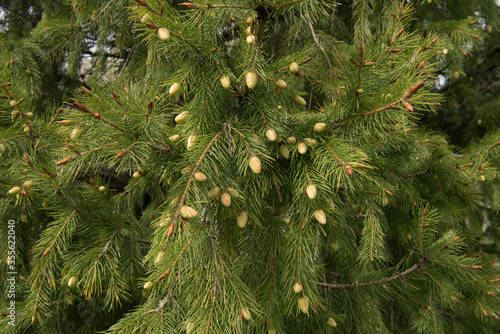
<box><xmin>164</xmin><ymin>130</ymin><xmax>224</xmax><ymax>250</ymax></box>
<box><xmin>316</xmin><ymin>262</ymin><xmax>422</xmax><ymax>289</ymax></box>
<box><xmin>304</xmin><ymin>15</ymin><xmax>332</xmax><ymax>67</ymax></box>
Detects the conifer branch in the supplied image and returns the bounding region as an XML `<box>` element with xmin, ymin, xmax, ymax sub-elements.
<box><xmin>167</xmin><ymin>130</ymin><xmax>224</xmax><ymax>247</ymax></box>
<box><xmin>40</xmin><ymin>0</ymin><xmax>118</xmax><ymax>60</ymax></box>
<box><xmin>303</xmin><ymin>165</ymin><xmax>313</xmax><ymax>186</ymax></box>
<box><xmin>96</xmin><ymin>228</ymin><xmax>120</xmax><ymax>266</ymax></box>
<box><xmin>31</xmin><ymin>275</ymin><xmax>45</xmax><ymax>324</ymax></box>
<box><xmin>344</xmin><ymin>289</ymin><xmax>362</xmax><ymax>334</ymax></box>
<box><xmin>265</xmin><ymin>208</ymin><xmax>278</xmax><ymax>316</ymax></box>
<box><xmin>86</xmin><ymin>0</ymin><xmax>118</xmax><ymax>28</ymax></box>
<box><xmin>322</xmin><ymin>140</ymin><xmax>348</xmax><ymax>168</ymax></box>
<box><xmin>246</xmin><ymin>96</ymin><xmax>270</xmax><ymax>130</ymax></box>
<box><xmin>0</xmin><ymin>132</ymin><xmax>59</xmax><ymax>146</ymax></box>
<box><xmin>4</xmin><ymin>1</ymin><xmax>499</xmax><ymax>331</ymax></box>
<box><xmin>402</xmin><ymin>162</ymin><xmax>474</xmax><ymax>178</ymax></box>
<box><xmin>180</xmin><ymin>59</ymin><xmax>204</xmax><ymax>85</ymax></box>
<box><xmin>20</xmin><ymin>58</ymin><xmax>35</xmax><ymax>96</ymax></box>
<box><xmin>39</xmin><ymin>29</ymin><xmax>81</xmax><ymax>60</ymax></box>
<box><xmin>419</xmin><ymin>208</ymin><xmax>427</xmax><ymax>257</ymax></box>
<box><xmin>304</xmin><ymin>15</ymin><xmax>332</xmax><ymax>67</ymax></box>
<box><xmin>479</xmin><ymin>80</ymin><xmax>500</xmax><ymax>95</ymax></box>
<box><xmin>94</xmin><ymin>114</ymin><xmax>128</xmax><ymax>133</ymax></box>
<box><xmin>72</xmin><ymin>102</ymin><xmax>127</xmax><ymax>133</ymax></box>
<box><xmin>180</xmin><ymin>2</ymin><xmax>252</xmax><ymax>9</ymax></box>
<box><xmin>334</xmin><ymin>82</ymin><xmax>424</xmax><ymax>128</ymax></box>
<box><xmin>296</xmin><ymin>221</ymin><xmax>303</xmax><ymax>282</ymax></box>
<box><xmin>273</xmin><ymin>57</ymin><xmax>312</xmax><ymax>73</ymax></box>
<box><xmin>56</xmin><ymin>141</ymin><xmax>118</xmax><ymax>167</ymax></box>
<box><xmin>426</xmin><ymin>272</ymin><xmax>459</xmax><ymax>303</ymax></box>
<box><xmin>42</xmin><ymin>211</ymin><xmax>77</xmax><ymax>257</ymax></box>
<box><xmin>168</xmin><ymin>30</ymin><xmax>202</xmax><ymax>53</ymax></box>
<box><xmin>57</xmin><ymin>192</ymin><xmax>99</xmax><ymax>224</ymax></box>
<box><xmin>1</xmin><ymin>82</ymin><xmax>33</xmax><ymax>132</ymax></box>
<box><xmin>471</xmin><ymin>292</ymin><xmax>489</xmax><ymax>317</ymax></box>
<box><xmin>153</xmin><ymin>139</ymin><xmax>183</xmax><ymax>158</ymax></box>
<box><xmin>162</xmin><ymin>222</ymin><xmax>206</xmax><ymax>271</ymax></box>
<box><xmin>270</xmin><ymin>169</ymin><xmax>283</xmax><ymax>202</ymax></box>
<box><xmin>369</xmin><ymin>210</ymin><xmax>375</xmax><ymax>262</ymax></box>
<box><xmin>206</xmin><ymin>229</ymin><xmax>221</xmax><ymax>332</ymax></box>
<box><xmin>94</xmin><ymin>184</ymin><xmax>110</xmax><ymax>221</ymax></box>
<box><xmin>316</xmin><ymin>261</ymin><xmax>422</xmax><ymax>289</ymax></box>
<box><xmin>231</xmin><ymin>127</ymin><xmax>257</xmax><ymax>161</ymax></box>
<box><xmin>196</xmin><ymin>101</ymin><xmax>208</xmax><ymax>134</ymax></box>
<box><xmin>271</xmin><ymin>0</ymin><xmax>308</xmax><ymax>9</ymax></box>
<box><xmin>430</xmin><ymin>259</ymin><xmax>483</xmax><ymax>270</ymax></box>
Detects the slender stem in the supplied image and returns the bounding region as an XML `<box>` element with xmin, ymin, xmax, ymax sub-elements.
<box><xmin>246</xmin><ymin>96</ymin><xmax>270</xmax><ymax>129</ymax></box>
<box><xmin>196</xmin><ymin>101</ymin><xmax>208</xmax><ymax>134</ymax></box>
<box><xmin>272</xmin><ymin>0</ymin><xmax>307</xmax><ymax>9</ymax></box>
<box><xmin>44</xmin><ymin>211</ymin><xmax>77</xmax><ymax>255</ymax></box>
<box><xmin>165</xmin><ymin>130</ymin><xmax>224</xmax><ymax>249</ymax></box>
<box><xmin>334</xmin><ymin>95</ymin><xmax>407</xmax><ymax>128</ymax></box>
<box><xmin>182</xmin><ymin>3</ymin><xmax>252</xmax><ymax>9</ymax></box>
<box><xmin>31</xmin><ymin>275</ymin><xmax>46</xmax><ymax>323</ymax></box>
<box><xmin>304</xmin><ymin>14</ymin><xmax>332</xmax><ymax>67</ymax></box>
<box><xmin>57</xmin><ymin>192</ymin><xmax>99</xmax><ymax>224</ymax></box>
<box><xmin>1</xmin><ymin>83</ymin><xmax>33</xmax><ymax>132</ymax></box>
<box><xmin>163</xmin><ymin>223</ymin><xmax>206</xmax><ymax>273</ymax></box>
<box><xmin>273</xmin><ymin>57</ymin><xmax>313</xmax><ymax>73</ymax></box>
<box><xmin>419</xmin><ymin>209</ymin><xmax>425</xmax><ymax>257</ymax></box>
<box><xmin>316</xmin><ymin>262</ymin><xmax>421</xmax><ymax>289</ymax></box>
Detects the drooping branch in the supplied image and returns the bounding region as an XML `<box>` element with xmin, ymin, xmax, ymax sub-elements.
<box><xmin>316</xmin><ymin>261</ymin><xmax>422</xmax><ymax>289</ymax></box>
<box><xmin>304</xmin><ymin>14</ymin><xmax>332</xmax><ymax>68</ymax></box>
<box><xmin>164</xmin><ymin>129</ymin><xmax>224</xmax><ymax>249</ymax></box>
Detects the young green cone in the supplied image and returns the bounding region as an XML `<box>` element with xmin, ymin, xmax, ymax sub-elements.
<box><xmin>313</xmin><ymin>123</ymin><xmax>326</xmax><ymax>133</ymax></box>
<box><xmin>220</xmin><ymin>76</ymin><xmax>231</xmax><ymax>88</ymax></box>
<box><xmin>298</xmin><ymin>296</ymin><xmax>309</xmax><ymax>314</ymax></box>
<box><xmin>169</xmin><ymin>82</ymin><xmax>181</xmax><ymax>95</ymax></box>
<box><xmin>297</xmin><ymin>142</ymin><xmax>307</xmax><ymax>154</ymax></box>
<box><xmin>180</xmin><ymin>206</ymin><xmax>198</xmax><ymax>219</ymax></box>
<box><xmin>246</xmin><ymin>71</ymin><xmax>258</xmax><ymax>89</ymax></box>
<box><xmin>68</xmin><ymin>276</ymin><xmax>77</xmax><ymax>287</ymax></box>
<box><xmin>306</xmin><ymin>184</ymin><xmax>317</xmax><ymax>199</ymax></box>
<box><xmin>158</xmin><ymin>27</ymin><xmax>170</xmax><ymax>41</ymax></box>
<box><xmin>265</xmin><ymin>129</ymin><xmax>277</xmax><ymax>141</ymax></box>
<box><xmin>237</xmin><ymin>211</ymin><xmax>248</xmax><ymax>228</ymax></box>
<box><xmin>220</xmin><ymin>192</ymin><xmax>231</xmax><ymax>207</ymax></box>
<box><xmin>249</xmin><ymin>156</ymin><xmax>261</xmax><ymax>174</ymax></box>
<box><xmin>314</xmin><ymin>209</ymin><xmax>326</xmax><ymax>224</ymax></box>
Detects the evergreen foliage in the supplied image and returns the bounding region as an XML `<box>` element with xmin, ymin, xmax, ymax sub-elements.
<box><xmin>1</xmin><ymin>0</ymin><xmax>499</xmax><ymax>333</ymax></box>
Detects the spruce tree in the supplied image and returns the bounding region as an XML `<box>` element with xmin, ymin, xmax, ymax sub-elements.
<box><xmin>1</xmin><ymin>0</ymin><xmax>499</xmax><ymax>333</ymax></box>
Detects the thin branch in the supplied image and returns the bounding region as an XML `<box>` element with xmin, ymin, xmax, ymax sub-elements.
<box><xmin>304</xmin><ymin>15</ymin><xmax>332</xmax><ymax>67</ymax></box>
<box><xmin>246</xmin><ymin>96</ymin><xmax>270</xmax><ymax>129</ymax></box>
<box><xmin>181</xmin><ymin>3</ymin><xmax>252</xmax><ymax>9</ymax></box>
<box><xmin>316</xmin><ymin>262</ymin><xmax>421</xmax><ymax>289</ymax></box>
<box><xmin>334</xmin><ymin>96</ymin><xmax>407</xmax><ymax>128</ymax></box>
<box><xmin>84</xmin><ymin>0</ymin><xmax>118</xmax><ymax>29</ymax></box>
<box><xmin>164</xmin><ymin>130</ymin><xmax>224</xmax><ymax>249</ymax></box>
<box><xmin>39</xmin><ymin>29</ymin><xmax>81</xmax><ymax>60</ymax></box>
<box><xmin>40</xmin><ymin>0</ymin><xmax>118</xmax><ymax>60</ymax></box>
<box><xmin>272</xmin><ymin>0</ymin><xmax>307</xmax><ymax>9</ymax></box>
<box><xmin>57</xmin><ymin>192</ymin><xmax>99</xmax><ymax>224</ymax></box>
<box><xmin>118</xmin><ymin>42</ymin><xmax>139</xmax><ymax>77</ymax></box>
<box><xmin>419</xmin><ymin>209</ymin><xmax>426</xmax><ymax>257</ymax></box>
<box><xmin>43</xmin><ymin>210</ymin><xmax>77</xmax><ymax>255</ymax></box>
